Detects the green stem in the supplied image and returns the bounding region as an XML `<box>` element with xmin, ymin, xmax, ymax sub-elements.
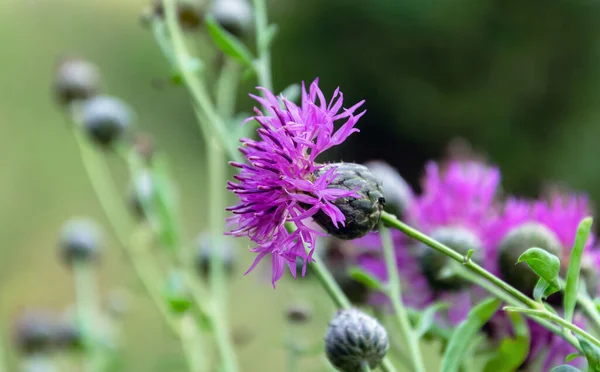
<box><xmin>161</xmin><ymin>0</ymin><xmax>241</xmax><ymax>163</ymax></box>
<box><xmin>72</xmin><ymin>129</ymin><xmax>181</xmax><ymax>337</ymax></box>
<box><xmin>216</xmin><ymin>58</ymin><xmax>241</xmax><ymax>120</ymax></box>
<box><xmin>379</xmin><ymin>226</ymin><xmax>425</xmax><ymax>372</ymax></box>
<box><xmin>207</xmin><ymin>135</ymin><xmax>239</xmax><ymax>372</ymax></box>
<box><xmin>72</xmin><ymin>261</ymin><xmax>101</xmax><ymax>372</ymax></box>
<box><xmin>456</xmin><ymin>267</ymin><xmax>581</xmax><ymax>351</ymax></box>
<box><xmin>504</xmin><ymin>307</ymin><xmax>600</xmax><ymax>348</ymax></box>
<box><xmin>179</xmin><ymin>314</ymin><xmax>207</xmax><ymax>372</ymax></box>
<box><xmin>252</xmin><ymin>0</ymin><xmax>273</xmax><ymax>92</ymax></box>
<box><xmin>0</xmin><ymin>325</ymin><xmax>6</xmax><ymax>372</ymax></box>
<box><xmin>360</xmin><ymin>361</ymin><xmax>371</xmax><ymax>372</ymax></box>
<box><xmin>578</xmin><ymin>293</ymin><xmax>600</xmax><ymax>336</ymax></box>
<box><xmin>381</xmin><ymin>212</ymin><xmax>541</xmax><ymax>310</ymax></box>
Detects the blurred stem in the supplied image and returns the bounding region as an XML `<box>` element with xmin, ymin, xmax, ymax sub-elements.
<box><xmin>179</xmin><ymin>314</ymin><xmax>207</xmax><ymax>372</ymax></box>
<box><xmin>578</xmin><ymin>293</ymin><xmax>600</xmax><ymax>336</ymax></box>
<box><xmin>252</xmin><ymin>0</ymin><xmax>273</xmax><ymax>92</ymax></box>
<box><xmin>360</xmin><ymin>361</ymin><xmax>371</xmax><ymax>372</ymax></box>
<box><xmin>207</xmin><ymin>135</ymin><xmax>239</xmax><ymax>372</ymax></box>
<box><xmin>160</xmin><ymin>0</ymin><xmax>241</xmax><ymax>163</ymax></box>
<box><xmin>379</xmin><ymin>226</ymin><xmax>425</xmax><ymax>372</ymax></box>
<box><xmin>71</xmin><ymin>129</ymin><xmax>181</xmax><ymax>336</ymax></box>
<box><xmin>0</xmin><ymin>326</ymin><xmax>6</xmax><ymax>372</ymax></box>
<box><xmin>21</xmin><ymin>355</ymin><xmax>56</xmax><ymax>372</ymax></box>
<box><xmin>456</xmin><ymin>266</ymin><xmax>581</xmax><ymax>350</ymax></box>
<box><xmin>284</xmin><ymin>328</ymin><xmax>299</xmax><ymax>372</ymax></box>
<box><xmin>504</xmin><ymin>307</ymin><xmax>600</xmax><ymax>348</ymax></box>
<box><xmin>216</xmin><ymin>58</ymin><xmax>241</xmax><ymax>120</ymax></box>
<box><xmin>72</xmin><ymin>261</ymin><xmax>101</xmax><ymax>372</ymax></box>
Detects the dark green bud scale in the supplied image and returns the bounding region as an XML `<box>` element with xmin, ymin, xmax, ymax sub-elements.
<box><xmin>418</xmin><ymin>226</ymin><xmax>482</xmax><ymax>291</ymax></box>
<box><xmin>325</xmin><ymin>308</ymin><xmax>389</xmax><ymax>372</ymax></box>
<box><xmin>312</xmin><ymin>163</ymin><xmax>385</xmax><ymax>240</ymax></box>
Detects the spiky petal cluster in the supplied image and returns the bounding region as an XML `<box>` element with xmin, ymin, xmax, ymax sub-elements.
<box><xmin>409</xmin><ymin>160</ymin><xmax>501</xmax><ymax>232</ymax></box>
<box><xmin>227</xmin><ymin>79</ymin><xmax>365</xmax><ymax>286</ymax></box>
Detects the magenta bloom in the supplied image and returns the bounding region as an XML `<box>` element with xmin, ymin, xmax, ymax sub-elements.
<box><xmin>227</xmin><ymin>79</ymin><xmax>365</xmax><ymax>286</ymax></box>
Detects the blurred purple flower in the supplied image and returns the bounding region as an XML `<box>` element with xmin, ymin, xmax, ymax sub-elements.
<box><xmin>485</xmin><ymin>192</ymin><xmax>595</xmax><ymax>369</ymax></box>
<box><xmin>227</xmin><ymin>79</ymin><xmax>365</xmax><ymax>286</ymax></box>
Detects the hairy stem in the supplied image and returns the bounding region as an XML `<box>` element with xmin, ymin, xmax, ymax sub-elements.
<box><xmin>380</xmin><ymin>226</ymin><xmax>425</xmax><ymax>372</ymax></box>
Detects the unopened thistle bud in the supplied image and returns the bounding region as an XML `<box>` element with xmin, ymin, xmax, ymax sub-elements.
<box><xmin>128</xmin><ymin>171</ymin><xmax>154</xmax><ymax>219</ymax></box>
<box><xmin>52</xmin><ymin>317</ymin><xmax>82</xmax><ymax>351</ymax></box>
<box><xmin>80</xmin><ymin>96</ymin><xmax>131</xmax><ymax>147</ymax></box>
<box><xmin>194</xmin><ymin>233</ymin><xmax>235</xmax><ymax>278</ymax></box>
<box><xmin>13</xmin><ymin>311</ymin><xmax>55</xmax><ymax>355</ymax></box>
<box><xmin>364</xmin><ymin>161</ymin><xmax>413</xmax><ymax>218</ymax></box>
<box><xmin>498</xmin><ymin>222</ymin><xmax>562</xmax><ymax>296</ymax></box>
<box><xmin>325</xmin><ymin>309</ymin><xmax>389</xmax><ymax>372</ymax></box>
<box><xmin>152</xmin><ymin>0</ymin><xmax>204</xmax><ymax>30</ymax></box>
<box><xmin>286</xmin><ymin>303</ymin><xmax>312</xmax><ymax>324</ymax></box>
<box><xmin>418</xmin><ymin>227</ymin><xmax>482</xmax><ymax>291</ymax></box>
<box><xmin>312</xmin><ymin>163</ymin><xmax>385</xmax><ymax>240</ymax></box>
<box><xmin>54</xmin><ymin>57</ymin><xmax>100</xmax><ymax>106</ymax></box>
<box><xmin>59</xmin><ymin>218</ymin><xmax>102</xmax><ymax>265</ymax></box>
<box><xmin>210</xmin><ymin>0</ymin><xmax>253</xmax><ymax>37</ymax></box>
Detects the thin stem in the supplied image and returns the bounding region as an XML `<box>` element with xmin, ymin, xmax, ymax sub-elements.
<box><xmin>72</xmin><ymin>261</ymin><xmax>101</xmax><ymax>372</ymax></box>
<box><xmin>0</xmin><ymin>325</ymin><xmax>6</xmax><ymax>372</ymax></box>
<box><xmin>578</xmin><ymin>293</ymin><xmax>600</xmax><ymax>336</ymax></box>
<box><xmin>381</xmin><ymin>212</ymin><xmax>541</xmax><ymax>310</ymax></box>
<box><xmin>252</xmin><ymin>0</ymin><xmax>273</xmax><ymax>92</ymax></box>
<box><xmin>216</xmin><ymin>58</ymin><xmax>241</xmax><ymax>120</ymax></box>
<box><xmin>456</xmin><ymin>267</ymin><xmax>581</xmax><ymax>350</ymax></box>
<box><xmin>360</xmin><ymin>361</ymin><xmax>371</xmax><ymax>372</ymax></box>
<box><xmin>504</xmin><ymin>307</ymin><xmax>600</xmax><ymax>348</ymax></box>
<box><xmin>179</xmin><ymin>314</ymin><xmax>207</xmax><ymax>372</ymax></box>
<box><xmin>160</xmin><ymin>0</ymin><xmax>240</xmax><ymax>162</ymax></box>
<box><xmin>379</xmin><ymin>226</ymin><xmax>425</xmax><ymax>372</ymax></box>
<box><xmin>207</xmin><ymin>135</ymin><xmax>239</xmax><ymax>372</ymax></box>
<box><xmin>72</xmin><ymin>129</ymin><xmax>181</xmax><ymax>336</ymax></box>
<box><xmin>306</xmin><ymin>255</ymin><xmax>351</xmax><ymax>310</ymax></box>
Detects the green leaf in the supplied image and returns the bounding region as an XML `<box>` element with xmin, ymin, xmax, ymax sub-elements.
<box><xmin>347</xmin><ymin>267</ymin><xmax>382</xmax><ymax>290</ymax></box>
<box><xmin>441</xmin><ymin>298</ymin><xmax>501</xmax><ymax>372</ymax></box>
<box><xmin>566</xmin><ymin>353</ymin><xmax>581</xmax><ymax>363</ymax></box>
<box><xmin>280</xmin><ymin>84</ymin><xmax>301</xmax><ymax>103</ymax></box>
<box><xmin>564</xmin><ymin>217</ymin><xmax>594</xmax><ymax>323</ymax></box>
<box><xmin>517</xmin><ymin>247</ymin><xmax>561</xmax><ymax>283</ymax></box>
<box><xmin>550</xmin><ymin>366</ymin><xmax>582</xmax><ymax>372</ymax></box>
<box><xmin>533</xmin><ymin>277</ymin><xmax>560</xmax><ymax>301</ymax></box>
<box><xmin>577</xmin><ymin>335</ymin><xmax>600</xmax><ymax>370</ymax></box>
<box><xmin>517</xmin><ymin>247</ymin><xmax>561</xmax><ymax>300</ymax></box>
<box><xmin>205</xmin><ymin>15</ymin><xmax>254</xmax><ymax>67</ymax></box>
<box><xmin>416</xmin><ymin>302</ymin><xmax>449</xmax><ymax>338</ymax></box>
<box><xmin>482</xmin><ymin>312</ymin><xmax>530</xmax><ymax>372</ymax></box>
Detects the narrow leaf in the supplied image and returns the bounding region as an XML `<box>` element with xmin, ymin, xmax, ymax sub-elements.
<box><xmin>550</xmin><ymin>366</ymin><xmax>582</xmax><ymax>372</ymax></box>
<box><xmin>566</xmin><ymin>353</ymin><xmax>581</xmax><ymax>363</ymax></box>
<box><xmin>577</xmin><ymin>335</ymin><xmax>600</xmax><ymax>370</ymax></box>
<box><xmin>564</xmin><ymin>217</ymin><xmax>593</xmax><ymax>323</ymax></box>
<box><xmin>205</xmin><ymin>15</ymin><xmax>254</xmax><ymax>67</ymax></box>
<box><xmin>482</xmin><ymin>312</ymin><xmax>530</xmax><ymax>372</ymax></box>
<box><xmin>441</xmin><ymin>298</ymin><xmax>501</xmax><ymax>372</ymax></box>
<box><xmin>416</xmin><ymin>302</ymin><xmax>450</xmax><ymax>338</ymax></box>
<box><xmin>347</xmin><ymin>267</ymin><xmax>382</xmax><ymax>290</ymax></box>
<box><xmin>533</xmin><ymin>278</ymin><xmax>560</xmax><ymax>302</ymax></box>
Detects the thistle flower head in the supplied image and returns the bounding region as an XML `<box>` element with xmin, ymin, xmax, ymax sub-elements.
<box><xmin>227</xmin><ymin>79</ymin><xmax>365</xmax><ymax>286</ymax></box>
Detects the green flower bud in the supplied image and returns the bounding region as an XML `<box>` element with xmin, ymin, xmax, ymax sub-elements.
<box><xmin>325</xmin><ymin>309</ymin><xmax>389</xmax><ymax>372</ymax></box>
<box><xmin>210</xmin><ymin>0</ymin><xmax>253</xmax><ymax>37</ymax></box>
<box><xmin>312</xmin><ymin>163</ymin><xmax>385</xmax><ymax>240</ymax></box>
<box><xmin>80</xmin><ymin>96</ymin><xmax>131</xmax><ymax>147</ymax></box>
<box><xmin>364</xmin><ymin>161</ymin><xmax>412</xmax><ymax>218</ymax></box>
<box><xmin>194</xmin><ymin>233</ymin><xmax>235</xmax><ymax>279</ymax></box>
<box><xmin>498</xmin><ymin>222</ymin><xmax>562</xmax><ymax>296</ymax></box>
<box><xmin>59</xmin><ymin>218</ymin><xmax>102</xmax><ymax>265</ymax></box>
<box><xmin>418</xmin><ymin>227</ymin><xmax>482</xmax><ymax>291</ymax></box>
<box><xmin>54</xmin><ymin>57</ymin><xmax>100</xmax><ymax>106</ymax></box>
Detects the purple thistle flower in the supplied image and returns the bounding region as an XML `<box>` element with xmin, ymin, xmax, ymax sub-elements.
<box><xmin>485</xmin><ymin>192</ymin><xmax>595</xmax><ymax>369</ymax></box>
<box><xmin>227</xmin><ymin>79</ymin><xmax>365</xmax><ymax>286</ymax></box>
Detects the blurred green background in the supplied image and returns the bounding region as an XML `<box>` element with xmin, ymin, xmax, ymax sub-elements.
<box><xmin>2</xmin><ymin>0</ymin><xmax>600</xmax><ymax>370</ymax></box>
